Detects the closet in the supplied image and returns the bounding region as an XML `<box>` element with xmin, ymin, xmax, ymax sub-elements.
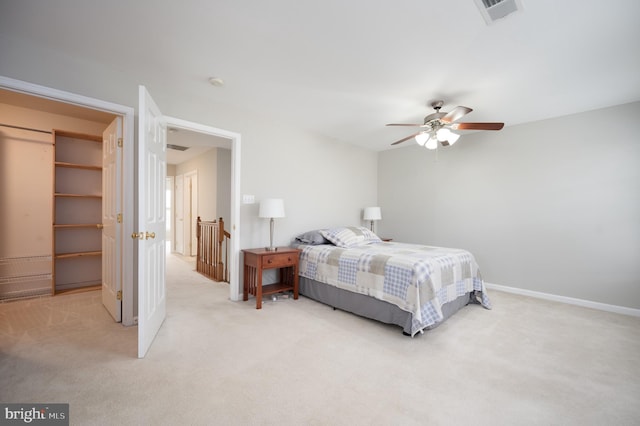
<box><xmin>0</xmin><ymin>90</ymin><xmax>114</xmax><ymax>301</ymax></box>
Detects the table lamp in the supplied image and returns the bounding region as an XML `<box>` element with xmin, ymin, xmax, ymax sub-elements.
<box><xmin>259</xmin><ymin>198</ymin><xmax>285</xmax><ymax>251</ymax></box>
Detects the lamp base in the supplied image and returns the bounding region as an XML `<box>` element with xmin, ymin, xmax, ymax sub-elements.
<box><xmin>266</xmin><ymin>218</ymin><xmax>278</xmax><ymax>252</ymax></box>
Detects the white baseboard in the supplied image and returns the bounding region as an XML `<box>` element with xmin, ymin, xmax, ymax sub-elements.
<box><xmin>484</xmin><ymin>282</ymin><xmax>640</xmax><ymax>318</ymax></box>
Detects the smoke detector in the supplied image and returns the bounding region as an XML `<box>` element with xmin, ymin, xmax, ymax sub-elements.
<box><xmin>474</xmin><ymin>0</ymin><xmax>523</xmax><ymax>25</ymax></box>
<box><xmin>208</xmin><ymin>77</ymin><xmax>224</xmax><ymax>87</ymax></box>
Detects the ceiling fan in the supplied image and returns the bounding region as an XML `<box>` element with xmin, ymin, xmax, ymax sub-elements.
<box><xmin>387</xmin><ymin>100</ymin><xmax>504</xmax><ymax>149</ymax></box>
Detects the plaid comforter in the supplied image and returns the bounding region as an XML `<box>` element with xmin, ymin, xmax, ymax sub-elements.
<box><xmin>296</xmin><ymin>242</ymin><xmax>491</xmax><ymax>335</ymax></box>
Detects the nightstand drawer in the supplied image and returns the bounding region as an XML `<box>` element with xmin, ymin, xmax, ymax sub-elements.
<box><xmin>262</xmin><ymin>253</ymin><xmax>297</xmax><ymax>268</ymax></box>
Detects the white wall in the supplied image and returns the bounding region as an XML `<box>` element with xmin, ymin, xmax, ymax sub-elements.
<box><xmin>237</xmin><ymin>119</ymin><xmax>378</xmax><ymax>250</ymax></box>
<box><xmin>175</xmin><ymin>148</ymin><xmax>218</xmax><ymax>221</ymax></box>
<box><xmin>378</xmin><ymin>101</ymin><xmax>640</xmax><ymax>310</ymax></box>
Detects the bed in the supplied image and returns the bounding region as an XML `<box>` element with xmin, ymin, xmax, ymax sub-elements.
<box><xmin>293</xmin><ymin>226</ymin><xmax>491</xmax><ymax>336</ymax></box>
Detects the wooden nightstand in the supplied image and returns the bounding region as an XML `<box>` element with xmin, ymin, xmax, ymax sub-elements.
<box><xmin>242</xmin><ymin>247</ymin><xmax>301</xmax><ymax>309</ymax></box>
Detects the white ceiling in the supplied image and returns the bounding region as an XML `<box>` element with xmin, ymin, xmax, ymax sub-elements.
<box><xmin>1</xmin><ymin>0</ymin><xmax>639</xmax><ymax>152</ymax></box>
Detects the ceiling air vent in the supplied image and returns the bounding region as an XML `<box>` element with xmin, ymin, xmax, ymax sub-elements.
<box><xmin>474</xmin><ymin>0</ymin><xmax>522</xmax><ymax>25</ymax></box>
<box><xmin>167</xmin><ymin>144</ymin><xmax>189</xmax><ymax>151</ymax></box>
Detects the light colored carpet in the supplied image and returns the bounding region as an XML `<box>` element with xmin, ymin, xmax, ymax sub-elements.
<box><xmin>1</xmin><ymin>254</ymin><xmax>639</xmax><ymax>426</ymax></box>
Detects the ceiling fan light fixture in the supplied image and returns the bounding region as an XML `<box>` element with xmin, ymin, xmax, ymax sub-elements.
<box><xmin>436</xmin><ymin>128</ymin><xmax>451</xmax><ymax>141</ymax></box>
<box><xmin>425</xmin><ymin>138</ymin><xmax>438</xmax><ymax>150</ymax></box>
<box><xmin>415</xmin><ymin>132</ymin><xmax>429</xmax><ymax>146</ymax></box>
<box><xmin>448</xmin><ymin>132</ymin><xmax>460</xmax><ymax>145</ymax></box>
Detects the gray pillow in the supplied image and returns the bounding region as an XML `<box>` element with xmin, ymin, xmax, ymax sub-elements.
<box><xmin>294</xmin><ymin>229</ymin><xmax>331</xmax><ymax>245</ymax></box>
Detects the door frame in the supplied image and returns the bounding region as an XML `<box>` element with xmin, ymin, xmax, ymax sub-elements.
<box><xmin>163</xmin><ymin>116</ymin><xmax>241</xmax><ymax>301</ymax></box>
<box><xmin>183</xmin><ymin>169</ymin><xmax>198</xmax><ymax>256</ymax></box>
<box><xmin>0</xmin><ymin>75</ymin><xmax>136</xmax><ymax>325</ymax></box>
<box><xmin>174</xmin><ymin>174</ymin><xmax>185</xmax><ymax>254</ymax></box>
<box><xmin>165</xmin><ymin>175</ymin><xmax>175</xmax><ymax>250</ymax></box>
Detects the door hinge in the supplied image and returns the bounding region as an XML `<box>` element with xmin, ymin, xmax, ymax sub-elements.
<box><xmin>117</xmin><ymin>290</ymin><xmax>122</xmax><ymax>301</ymax></box>
<box><xmin>117</xmin><ymin>137</ymin><xmax>123</xmax><ymax>148</ymax></box>
<box><xmin>117</xmin><ymin>213</ymin><xmax>122</xmax><ymax>223</ymax></box>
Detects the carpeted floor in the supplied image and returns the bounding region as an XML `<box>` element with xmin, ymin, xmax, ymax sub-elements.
<box><xmin>1</xmin><ymin>253</ymin><xmax>639</xmax><ymax>425</ymax></box>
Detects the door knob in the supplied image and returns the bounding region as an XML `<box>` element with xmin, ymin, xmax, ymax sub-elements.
<box><xmin>145</xmin><ymin>232</ymin><xmax>156</xmax><ymax>240</ymax></box>
<box><xmin>97</xmin><ymin>223</ymin><xmax>104</xmax><ymax>229</ymax></box>
<box><xmin>131</xmin><ymin>232</ymin><xmax>144</xmax><ymax>240</ymax></box>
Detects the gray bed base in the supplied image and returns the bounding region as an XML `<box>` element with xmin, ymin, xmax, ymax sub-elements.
<box><xmin>299</xmin><ymin>276</ymin><xmax>473</xmax><ymax>336</ymax></box>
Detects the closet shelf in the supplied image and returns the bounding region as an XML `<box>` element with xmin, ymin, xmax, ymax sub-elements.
<box><xmin>54</xmin><ymin>193</ymin><xmax>102</xmax><ymax>198</ymax></box>
<box><xmin>54</xmin><ymin>224</ymin><xmax>102</xmax><ymax>229</ymax></box>
<box><xmin>55</xmin><ymin>161</ymin><xmax>101</xmax><ymax>171</ymax></box>
<box><xmin>53</xmin><ymin>130</ymin><xmax>103</xmax><ymax>296</ymax></box>
<box><xmin>54</xmin><ymin>251</ymin><xmax>102</xmax><ymax>259</ymax></box>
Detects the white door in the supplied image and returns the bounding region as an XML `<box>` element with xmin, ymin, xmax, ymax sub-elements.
<box><xmin>137</xmin><ymin>86</ymin><xmax>167</xmax><ymax>358</ymax></box>
<box><xmin>175</xmin><ymin>174</ymin><xmax>184</xmax><ymax>254</ymax></box>
<box><xmin>102</xmin><ymin>117</ymin><xmax>122</xmax><ymax>321</ymax></box>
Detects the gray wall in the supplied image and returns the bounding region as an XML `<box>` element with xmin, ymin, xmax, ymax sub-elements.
<box><xmin>378</xmin><ymin>101</ymin><xmax>640</xmax><ymax>309</ymax></box>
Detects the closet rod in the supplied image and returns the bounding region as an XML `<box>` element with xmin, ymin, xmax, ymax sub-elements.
<box><xmin>0</xmin><ymin>123</ymin><xmax>52</xmax><ymax>134</ymax></box>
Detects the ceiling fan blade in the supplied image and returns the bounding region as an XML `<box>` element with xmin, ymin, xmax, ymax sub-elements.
<box><xmin>440</xmin><ymin>140</ymin><xmax>450</xmax><ymax>147</ymax></box>
<box><xmin>451</xmin><ymin>122</ymin><xmax>504</xmax><ymax>130</ymax></box>
<box><xmin>440</xmin><ymin>106</ymin><xmax>472</xmax><ymax>123</ymax></box>
<box><xmin>386</xmin><ymin>123</ymin><xmax>424</xmax><ymax>127</ymax></box>
<box><xmin>391</xmin><ymin>132</ymin><xmax>420</xmax><ymax>145</ymax></box>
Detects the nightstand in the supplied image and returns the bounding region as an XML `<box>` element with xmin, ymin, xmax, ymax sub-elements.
<box><xmin>242</xmin><ymin>247</ymin><xmax>301</xmax><ymax>309</ymax></box>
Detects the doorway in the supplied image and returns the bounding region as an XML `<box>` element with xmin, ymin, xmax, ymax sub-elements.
<box><xmin>163</xmin><ymin>115</ymin><xmax>240</xmax><ymax>303</ymax></box>
<box><xmin>166</xmin><ymin>126</ymin><xmax>232</xmax><ymax>261</ymax></box>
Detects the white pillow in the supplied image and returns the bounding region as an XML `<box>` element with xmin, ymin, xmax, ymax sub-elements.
<box><xmin>320</xmin><ymin>226</ymin><xmax>382</xmax><ymax>248</ymax></box>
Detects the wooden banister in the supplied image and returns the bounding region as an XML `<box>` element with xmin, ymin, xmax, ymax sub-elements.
<box><xmin>196</xmin><ymin>216</ymin><xmax>230</xmax><ymax>283</ymax></box>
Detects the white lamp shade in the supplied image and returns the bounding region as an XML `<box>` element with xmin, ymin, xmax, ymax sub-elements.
<box><xmin>425</xmin><ymin>138</ymin><xmax>438</xmax><ymax>150</ymax></box>
<box><xmin>414</xmin><ymin>132</ymin><xmax>429</xmax><ymax>146</ymax></box>
<box><xmin>259</xmin><ymin>198</ymin><xmax>285</xmax><ymax>218</ymax></box>
<box><xmin>363</xmin><ymin>207</ymin><xmax>382</xmax><ymax>221</ymax></box>
<box><xmin>436</xmin><ymin>128</ymin><xmax>451</xmax><ymax>141</ymax></box>
<box><xmin>448</xmin><ymin>132</ymin><xmax>460</xmax><ymax>145</ymax></box>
